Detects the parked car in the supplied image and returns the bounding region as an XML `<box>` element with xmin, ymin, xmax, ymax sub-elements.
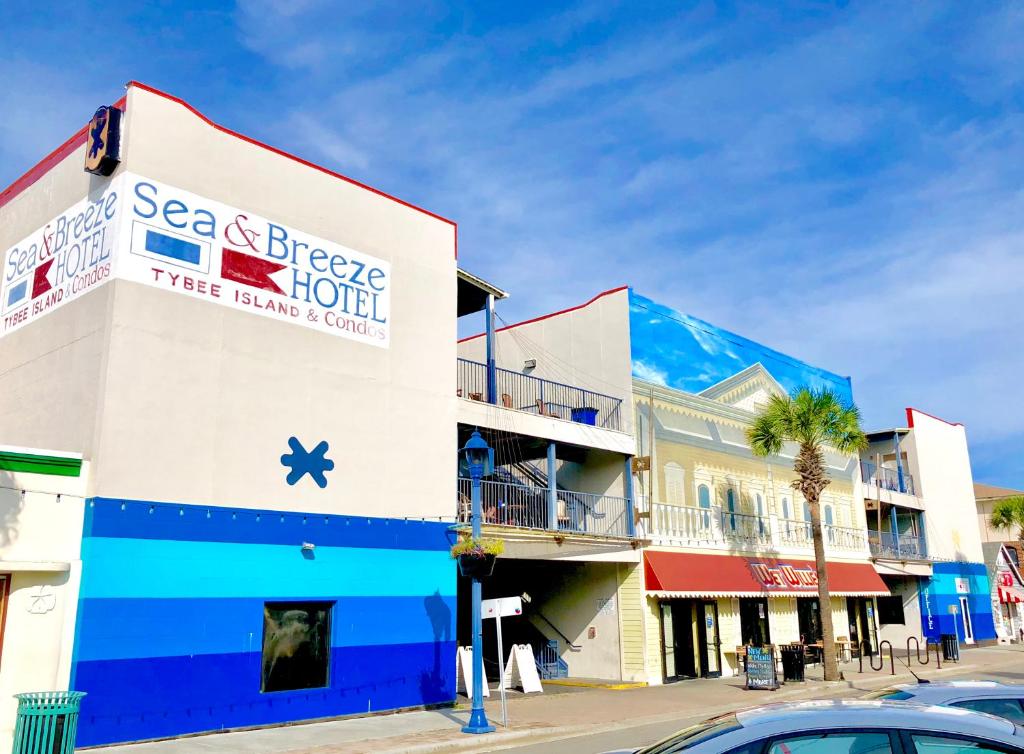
<box><xmin>868</xmin><ymin>681</ymin><xmax>1024</xmax><ymax>724</ymax></box>
<box><xmin>600</xmin><ymin>700</ymin><xmax>1024</xmax><ymax>753</ymax></box>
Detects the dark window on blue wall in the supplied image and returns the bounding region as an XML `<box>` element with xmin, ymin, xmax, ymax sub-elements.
<box><xmin>262</xmin><ymin>601</ymin><xmax>332</xmax><ymax>692</ymax></box>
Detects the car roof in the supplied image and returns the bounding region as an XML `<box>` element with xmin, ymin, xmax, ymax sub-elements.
<box><xmin>733</xmin><ymin>700</ymin><xmax>1019</xmax><ymax>738</ymax></box>
<box><xmin>889</xmin><ymin>681</ymin><xmax>1024</xmax><ymax>703</ymax></box>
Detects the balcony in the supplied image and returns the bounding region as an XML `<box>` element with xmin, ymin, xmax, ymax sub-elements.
<box><xmin>860</xmin><ymin>461</ymin><xmax>915</xmax><ymax>496</ymax></box>
<box><xmin>457</xmin><ymin>358</ymin><xmax>622</xmax><ymax>431</ymax></box>
<box><xmin>457</xmin><ymin>478</ymin><xmax>632</xmax><ymax>538</ymax></box>
<box><xmin>868</xmin><ymin>529</ymin><xmax>928</xmax><ymax>560</ymax></box>
<box><xmin>646</xmin><ymin>503</ymin><xmax>868</xmax><ymax>554</ymax></box>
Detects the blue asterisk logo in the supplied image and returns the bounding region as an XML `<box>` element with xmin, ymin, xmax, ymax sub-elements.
<box><xmin>280</xmin><ymin>437</ymin><xmax>334</xmax><ymax>488</ymax></box>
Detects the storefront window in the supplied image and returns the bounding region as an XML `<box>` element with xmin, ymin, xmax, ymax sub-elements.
<box><xmin>262</xmin><ymin>601</ymin><xmax>332</xmax><ymax>693</ymax></box>
<box><xmin>877</xmin><ymin>596</ymin><xmax>905</xmax><ymax>625</ymax></box>
<box><xmin>740</xmin><ymin>598</ymin><xmax>770</xmax><ymax>647</ymax></box>
<box><xmin>797</xmin><ymin>597</ymin><xmax>822</xmax><ymax>643</ymax></box>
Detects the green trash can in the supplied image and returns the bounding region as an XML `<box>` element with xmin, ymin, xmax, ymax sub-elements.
<box><xmin>12</xmin><ymin>692</ymin><xmax>86</xmax><ymax>754</ymax></box>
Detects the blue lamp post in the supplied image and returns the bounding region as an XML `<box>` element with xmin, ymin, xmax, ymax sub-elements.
<box><xmin>459</xmin><ymin>430</ymin><xmax>495</xmax><ymax>735</ymax></box>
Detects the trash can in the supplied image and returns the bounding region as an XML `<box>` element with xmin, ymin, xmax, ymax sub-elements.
<box><xmin>941</xmin><ymin>633</ymin><xmax>960</xmax><ymax>662</ymax></box>
<box><xmin>12</xmin><ymin>691</ymin><xmax>86</xmax><ymax>754</ymax></box>
<box><xmin>780</xmin><ymin>644</ymin><xmax>805</xmax><ymax>682</ymax></box>
<box><xmin>570</xmin><ymin>407</ymin><xmax>598</xmax><ymax>425</ymax></box>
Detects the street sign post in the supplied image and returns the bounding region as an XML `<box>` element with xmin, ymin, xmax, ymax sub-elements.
<box><xmin>482</xmin><ymin>596</ymin><xmax>523</xmax><ymax>727</ymax></box>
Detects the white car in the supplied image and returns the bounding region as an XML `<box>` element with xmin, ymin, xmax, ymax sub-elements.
<box><xmin>869</xmin><ymin>682</ymin><xmax>1024</xmax><ymax>724</ymax></box>
<box><xmin>601</xmin><ymin>699</ymin><xmax>1024</xmax><ymax>753</ymax></box>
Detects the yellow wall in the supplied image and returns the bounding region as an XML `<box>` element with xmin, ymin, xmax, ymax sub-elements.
<box><xmin>616</xmin><ymin>562</ymin><xmax>647</xmax><ymax>681</ymax></box>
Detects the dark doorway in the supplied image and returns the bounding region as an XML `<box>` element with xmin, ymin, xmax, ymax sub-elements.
<box><xmin>846</xmin><ymin>597</ymin><xmax>877</xmax><ymax>657</ymax></box>
<box><xmin>797</xmin><ymin>597</ymin><xmax>822</xmax><ymax>644</ymax></box>
<box><xmin>740</xmin><ymin>597</ymin><xmax>771</xmax><ymax>647</ymax></box>
<box><xmin>660</xmin><ymin>599</ymin><xmax>721</xmax><ymax>682</ymax></box>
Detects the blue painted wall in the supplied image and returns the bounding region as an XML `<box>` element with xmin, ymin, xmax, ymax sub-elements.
<box><xmin>628</xmin><ymin>290</ymin><xmax>854</xmax><ymax>402</ymax></box>
<box><xmin>70</xmin><ymin>498</ymin><xmax>457</xmax><ymax>747</ymax></box>
<box><xmin>918</xmin><ymin>561</ymin><xmax>996</xmax><ymax>644</ymax></box>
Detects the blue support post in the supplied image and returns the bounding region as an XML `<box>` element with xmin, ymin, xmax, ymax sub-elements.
<box><xmin>890</xmin><ymin>506</ymin><xmax>901</xmax><ymax>557</ymax></box>
<box><xmin>485</xmin><ymin>294</ymin><xmax>497</xmax><ymax>405</ymax></box>
<box><xmin>547</xmin><ymin>442</ymin><xmax>558</xmax><ymax>531</ymax></box>
<box><xmin>893</xmin><ymin>431</ymin><xmax>906</xmax><ymax>494</ymax></box>
<box><xmin>917</xmin><ymin>511</ymin><xmax>928</xmax><ymax>558</ymax></box>
<box><xmin>624</xmin><ymin>457</ymin><xmax>636</xmax><ymax>538</ymax></box>
<box><xmin>463</xmin><ymin>460</ymin><xmax>494</xmax><ymax>735</ymax></box>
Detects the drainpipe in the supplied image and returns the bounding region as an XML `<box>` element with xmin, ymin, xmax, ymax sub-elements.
<box><xmin>547</xmin><ymin>442</ymin><xmax>558</xmax><ymax>531</ymax></box>
<box><xmin>485</xmin><ymin>293</ymin><xmax>497</xmax><ymax>404</ymax></box>
<box><xmin>624</xmin><ymin>456</ymin><xmax>636</xmax><ymax>538</ymax></box>
<box><xmin>893</xmin><ymin>431</ymin><xmax>906</xmax><ymax>494</ymax></box>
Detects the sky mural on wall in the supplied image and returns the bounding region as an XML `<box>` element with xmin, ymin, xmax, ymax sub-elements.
<box><xmin>629</xmin><ymin>290</ymin><xmax>854</xmax><ymax>405</ymax></box>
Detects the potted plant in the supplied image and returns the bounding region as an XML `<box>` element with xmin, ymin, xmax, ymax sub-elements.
<box><xmin>451</xmin><ymin>537</ymin><xmax>504</xmax><ymax>578</ymax></box>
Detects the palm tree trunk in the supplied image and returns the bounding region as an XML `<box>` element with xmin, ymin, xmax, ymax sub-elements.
<box><xmin>807</xmin><ymin>489</ymin><xmax>839</xmax><ymax>680</ymax></box>
<box><xmin>795</xmin><ymin>442</ymin><xmax>839</xmax><ymax>681</ymax></box>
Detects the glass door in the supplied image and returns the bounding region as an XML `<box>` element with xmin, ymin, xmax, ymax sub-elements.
<box><xmin>701</xmin><ymin>601</ymin><xmax>722</xmax><ymax>677</ymax></box>
<box><xmin>959</xmin><ymin>596</ymin><xmax>974</xmax><ymax>644</ymax></box>
<box><xmin>661</xmin><ymin>602</ymin><xmax>678</xmax><ymax>681</ymax></box>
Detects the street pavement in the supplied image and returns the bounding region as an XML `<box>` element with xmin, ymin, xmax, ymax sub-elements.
<box><xmin>90</xmin><ymin>645</ymin><xmax>1024</xmax><ymax>754</ymax></box>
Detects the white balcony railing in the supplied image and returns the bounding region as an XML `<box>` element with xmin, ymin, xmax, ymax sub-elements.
<box><xmin>646</xmin><ymin>503</ymin><xmax>869</xmax><ymax>555</ymax></box>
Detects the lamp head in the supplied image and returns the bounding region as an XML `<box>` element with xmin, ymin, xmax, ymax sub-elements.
<box><xmin>459</xmin><ymin>430</ymin><xmax>494</xmax><ymax>478</ymax></box>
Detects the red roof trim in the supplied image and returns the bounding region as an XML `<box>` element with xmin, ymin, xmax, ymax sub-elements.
<box><xmin>0</xmin><ymin>95</ymin><xmax>127</xmax><ymax>211</ymax></box>
<box><xmin>459</xmin><ymin>285</ymin><xmax>628</xmax><ymax>343</ymax></box>
<box><xmin>126</xmin><ymin>82</ymin><xmax>456</xmax><ymax>233</ymax></box>
<box><xmin>906</xmin><ymin>407</ymin><xmax>962</xmax><ymax>429</ymax></box>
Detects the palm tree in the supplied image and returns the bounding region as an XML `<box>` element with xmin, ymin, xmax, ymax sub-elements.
<box><xmin>989</xmin><ymin>496</ymin><xmax>1024</xmax><ymax>548</ymax></box>
<box><xmin>747</xmin><ymin>387</ymin><xmax>868</xmax><ymax>682</ymax></box>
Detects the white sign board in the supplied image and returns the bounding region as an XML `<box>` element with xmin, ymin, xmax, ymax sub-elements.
<box><xmin>955</xmin><ymin>578</ymin><xmax>970</xmax><ymax>595</ymax></box>
<box><xmin>2</xmin><ymin>173</ymin><xmax>392</xmax><ymax>348</ymax></box>
<box><xmin>504</xmin><ymin>644</ymin><xmax>543</xmax><ymax>694</ymax></box>
<box><xmin>455</xmin><ymin>646</ymin><xmax>489</xmax><ymax>697</ymax></box>
<box><xmin>483</xmin><ymin>596</ymin><xmax>523</xmax><ymax>620</ymax></box>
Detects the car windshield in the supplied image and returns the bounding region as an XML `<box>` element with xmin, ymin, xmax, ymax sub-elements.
<box><xmin>639</xmin><ymin>715</ymin><xmax>743</xmax><ymax>754</ymax></box>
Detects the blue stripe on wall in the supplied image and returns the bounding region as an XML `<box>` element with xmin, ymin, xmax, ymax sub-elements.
<box><xmin>74</xmin><ymin>595</ymin><xmax>456</xmax><ymax>662</ymax></box>
<box><xmin>73</xmin><ymin>641</ymin><xmax>457</xmax><ymax>747</ymax></box>
<box><xmin>84</xmin><ymin>497</ymin><xmax>453</xmax><ymax>551</ymax></box>
<box><xmin>79</xmin><ymin>538</ymin><xmax>453</xmax><ymax>599</ymax></box>
<box><xmin>72</xmin><ymin>497</ymin><xmax>458</xmax><ymax>746</ymax></box>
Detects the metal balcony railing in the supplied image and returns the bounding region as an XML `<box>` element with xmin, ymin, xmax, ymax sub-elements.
<box><xmin>868</xmin><ymin>529</ymin><xmax>928</xmax><ymax>560</ymax></box>
<box><xmin>647</xmin><ymin>504</ymin><xmax>868</xmax><ymax>553</ymax></box>
<box><xmin>860</xmin><ymin>461</ymin><xmax>916</xmax><ymax>496</ymax></box>
<box><xmin>457</xmin><ymin>478</ymin><xmax>631</xmax><ymax>538</ymax></box>
<box><xmin>457</xmin><ymin>358</ymin><xmax>622</xmax><ymax>431</ymax></box>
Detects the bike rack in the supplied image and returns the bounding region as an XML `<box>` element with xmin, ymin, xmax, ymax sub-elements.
<box><xmin>866</xmin><ymin>640</ymin><xmax>894</xmax><ymax>675</ymax></box>
<box><xmin>907</xmin><ymin>636</ymin><xmax>929</xmax><ymax>666</ymax></box>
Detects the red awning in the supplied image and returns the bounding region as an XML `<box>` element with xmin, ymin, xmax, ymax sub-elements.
<box><xmin>645</xmin><ymin>551</ymin><xmax>889</xmax><ymax>597</ymax></box>
<box><xmin>999</xmin><ymin>586</ymin><xmax>1024</xmax><ymax>604</ymax></box>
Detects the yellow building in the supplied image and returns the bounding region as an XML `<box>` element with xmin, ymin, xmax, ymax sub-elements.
<box><xmin>623</xmin><ymin>364</ymin><xmax>886</xmax><ymax>682</ymax></box>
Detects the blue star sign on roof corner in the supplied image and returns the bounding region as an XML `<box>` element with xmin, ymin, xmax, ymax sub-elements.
<box><xmin>281</xmin><ymin>437</ymin><xmax>335</xmax><ymax>488</ymax></box>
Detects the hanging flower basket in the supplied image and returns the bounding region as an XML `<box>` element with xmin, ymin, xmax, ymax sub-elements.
<box><xmin>451</xmin><ymin>538</ymin><xmax>503</xmax><ymax>579</ymax></box>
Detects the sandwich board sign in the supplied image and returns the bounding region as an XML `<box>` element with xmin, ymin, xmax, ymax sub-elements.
<box><xmin>745</xmin><ymin>645</ymin><xmax>779</xmax><ymax>690</ymax></box>
<box><xmin>504</xmin><ymin>644</ymin><xmax>543</xmax><ymax>694</ymax></box>
<box><xmin>455</xmin><ymin>646</ymin><xmax>489</xmax><ymax>697</ymax></box>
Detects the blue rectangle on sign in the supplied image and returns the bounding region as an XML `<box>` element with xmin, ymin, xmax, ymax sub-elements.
<box><xmin>6</xmin><ymin>280</ymin><xmax>27</xmax><ymax>307</ymax></box>
<box><xmin>145</xmin><ymin>230</ymin><xmax>201</xmax><ymax>265</ymax></box>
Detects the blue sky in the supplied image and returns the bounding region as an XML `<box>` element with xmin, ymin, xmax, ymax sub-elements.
<box><xmin>2</xmin><ymin>2</ymin><xmax>1022</xmax><ymax>487</ymax></box>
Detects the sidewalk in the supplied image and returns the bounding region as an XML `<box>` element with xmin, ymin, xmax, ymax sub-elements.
<box><xmin>88</xmin><ymin>645</ymin><xmax>1024</xmax><ymax>754</ymax></box>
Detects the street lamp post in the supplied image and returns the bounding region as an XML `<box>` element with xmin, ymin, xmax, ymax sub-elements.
<box><xmin>459</xmin><ymin>430</ymin><xmax>495</xmax><ymax>735</ymax></box>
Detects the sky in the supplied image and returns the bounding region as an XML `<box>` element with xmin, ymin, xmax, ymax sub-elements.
<box><xmin>1</xmin><ymin>2</ymin><xmax>1022</xmax><ymax>487</ymax></box>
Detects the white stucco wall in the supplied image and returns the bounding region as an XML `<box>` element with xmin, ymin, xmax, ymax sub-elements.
<box><xmin>0</xmin><ymin>465</ymin><xmax>88</xmax><ymax>748</ymax></box>
<box><xmin>904</xmin><ymin>410</ymin><xmax>985</xmax><ymax>563</ymax></box>
<box><xmin>458</xmin><ymin>287</ymin><xmax>634</xmax><ymax>436</ymax></box>
<box><xmin>2</xmin><ymin>84</ymin><xmax>458</xmax><ymax>519</ymax></box>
